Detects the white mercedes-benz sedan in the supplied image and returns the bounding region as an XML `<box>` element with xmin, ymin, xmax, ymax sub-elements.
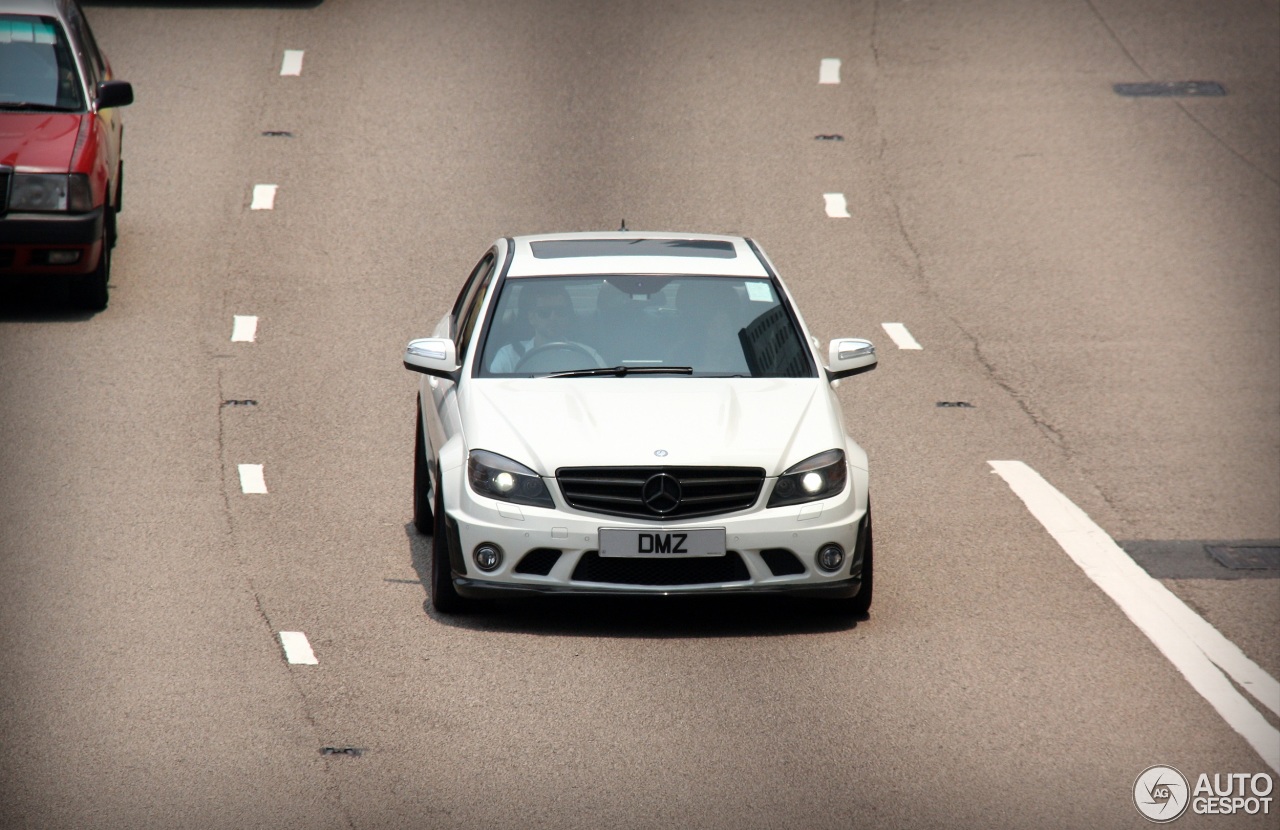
<box><xmin>403</xmin><ymin>232</ymin><xmax>878</xmax><ymax>615</ymax></box>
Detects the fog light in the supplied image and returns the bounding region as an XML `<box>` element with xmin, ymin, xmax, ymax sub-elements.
<box><xmin>473</xmin><ymin>543</ymin><xmax>503</xmax><ymax>572</ymax></box>
<box><xmin>816</xmin><ymin>544</ymin><xmax>845</xmax><ymax>573</ymax></box>
<box><xmin>42</xmin><ymin>250</ymin><xmax>82</xmax><ymax>265</ymax></box>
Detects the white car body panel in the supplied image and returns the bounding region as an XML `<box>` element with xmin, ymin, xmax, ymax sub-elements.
<box><xmin>408</xmin><ymin>232</ymin><xmax>875</xmax><ymax>606</ymax></box>
<box><xmin>462</xmin><ymin>378</ymin><xmax>844</xmax><ymax>475</ymax></box>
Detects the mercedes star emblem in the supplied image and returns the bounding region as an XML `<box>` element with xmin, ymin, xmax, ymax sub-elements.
<box><xmin>641</xmin><ymin>473</ymin><xmax>681</xmax><ymax>514</ymax></box>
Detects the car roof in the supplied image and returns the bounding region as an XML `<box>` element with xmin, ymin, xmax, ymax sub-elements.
<box><xmin>1</xmin><ymin>0</ymin><xmax>74</xmax><ymax>19</ymax></box>
<box><xmin>505</xmin><ymin>232</ymin><xmax>771</xmax><ymax>278</ymax></box>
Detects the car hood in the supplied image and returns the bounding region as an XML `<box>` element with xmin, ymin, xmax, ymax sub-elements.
<box><xmin>0</xmin><ymin>113</ymin><xmax>82</xmax><ymax>171</ymax></box>
<box><xmin>462</xmin><ymin>378</ymin><xmax>845</xmax><ymax>476</ymax></box>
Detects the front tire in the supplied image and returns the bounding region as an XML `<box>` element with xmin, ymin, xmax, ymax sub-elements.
<box><xmin>826</xmin><ymin>507</ymin><xmax>872</xmax><ymax>618</ymax></box>
<box><xmin>848</xmin><ymin>509</ymin><xmax>873</xmax><ymax>616</ymax></box>
<box><xmin>69</xmin><ymin>230</ymin><xmax>110</xmax><ymax>311</ymax></box>
<box><xmin>413</xmin><ymin>399</ymin><xmax>434</xmax><ymax>534</ymax></box>
<box><xmin>429</xmin><ymin>472</ymin><xmax>467</xmax><ymax>614</ymax></box>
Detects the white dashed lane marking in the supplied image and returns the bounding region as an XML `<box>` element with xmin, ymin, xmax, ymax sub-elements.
<box><xmin>279</xmin><ymin>631</ymin><xmax>318</xmax><ymax>665</ymax></box>
<box><xmin>819</xmin><ymin>58</ymin><xmax>841</xmax><ymax>84</ymax></box>
<box><xmin>250</xmin><ymin>184</ymin><xmax>277</xmax><ymax>210</ymax></box>
<box><xmin>823</xmin><ymin>193</ymin><xmax>850</xmax><ymax>218</ymax></box>
<box><xmin>990</xmin><ymin>460</ymin><xmax>1280</xmax><ymax>773</ymax></box>
<box><xmin>231</xmin><ymin>315</ymin><xmax>258</xmax><ymax>343</ymax></box>
<box><xmin>882</xmin><ymin>323</ymin><xmax>923</xmax><ymax>350</ymax></box>
<box><xmin>280</xmin><ymin>50</ymin><xmax>304</xmax><ymax>76</ymax></box>
<box><xmin>238</xmin><ymin>464</ymin><xmax>267</xmax><ymax>494</ymax></box>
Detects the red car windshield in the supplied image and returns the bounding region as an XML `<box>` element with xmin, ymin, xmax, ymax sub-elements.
<box><xmin>0</xmin><ymin>16</ymin><xmax>84</xmax><ymax>111</ymax></box>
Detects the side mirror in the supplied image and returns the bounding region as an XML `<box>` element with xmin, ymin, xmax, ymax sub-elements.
<box><xmin>403</xmin><ymin>338</ymin><xmax>460</xmax><ymax>381</ymax></box>
<box><xmin>96</xmin><ymin>80</ymin><xmax>133</xmax><ymax>110</ymax></box>
<box><xmin>826</xmin><ymin>338</ymin><xmax>877</xmax><ymax>381</ymax></box>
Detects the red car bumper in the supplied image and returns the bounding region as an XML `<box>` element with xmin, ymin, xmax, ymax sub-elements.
<box><xmin>0</xmin><ymin>207</ymin><xmax>105</xmax><ymax>276</ymax></box>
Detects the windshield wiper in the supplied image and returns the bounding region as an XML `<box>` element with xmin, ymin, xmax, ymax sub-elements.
<box><xmin>544</xmin><ymin>365</ymin><xmax>694</xmax><ymax>379</ymax></box>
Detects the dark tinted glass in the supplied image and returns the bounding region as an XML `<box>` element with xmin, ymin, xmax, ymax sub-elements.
<box><xmin>478</xmin><ymin>276</ymin><xmax>815</xmax><ymax>378</ymax></box>
<box><xmin>0</xmin><ymin>16</ymin><xmax>84</xmax><ymax>110</ymax></box>
<box><xmin>529</xmin><ymin>239</ymin><xmax>737</xmax><ymax>259</ymax></box>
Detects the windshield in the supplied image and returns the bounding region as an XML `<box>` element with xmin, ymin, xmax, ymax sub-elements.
<box><xmin>0</xmin><ymin>16</ymin><xmax>84</xmax><ymax>111</ymax></box>
<box><xmin>477</xmin><ymin>275</ymin><xmax>816</xmax><ymax>378</ymax></box>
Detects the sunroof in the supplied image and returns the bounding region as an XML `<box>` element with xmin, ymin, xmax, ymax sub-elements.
<box><xmin>530</xmin><ymin>239</ymin><xmax>737</xmax><ymax>259</ymax></box>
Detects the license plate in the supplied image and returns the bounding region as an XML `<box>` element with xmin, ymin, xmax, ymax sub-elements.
<box><xmin>598</xmin><ymin>527</ymin><xmax>726</xmax><ymax>557</ymax></box>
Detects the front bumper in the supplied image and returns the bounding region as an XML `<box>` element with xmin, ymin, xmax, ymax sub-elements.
<box><xmin>0</xmin><ymin>208</ymin><xmax>105</xmax><ymax>275</ymax></box>
<box><xmin>439</xmin><ymin>463</ymin><xmax>870</xmax><ymax>599</ymax></box>
<box><xmin>454</xmin><ymin>574</ymin><xmax>863</xmax><ymax>599</ymax></box>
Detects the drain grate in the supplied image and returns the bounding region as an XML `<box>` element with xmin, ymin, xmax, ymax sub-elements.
<box><xmin>936</xmin><ymin>401</ymin><xmax>975</xmax><ymax>408</ymax></box>
<box><xmin>1113</xmin><ymin>81</ymin><xmax>1226</xmax><ymax>97</ymax></box>
<box><xmin>1206</xmin><ymin>545</ymin><xmax>1280</xmax><ymax>571</ymax></box>
<box><xmin>320</xmin><ymin>746</ymin><xmax>364</xmax><ymax>757</ymax></box>
<box><xmin>814</xmin><ymin>134</ymin><xmax>845</xmax><ymax>141</ymax></box>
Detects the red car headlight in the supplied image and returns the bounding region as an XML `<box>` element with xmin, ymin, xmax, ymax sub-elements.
<box><xmin>8</xmin><ymin>173</ymin><xmax>93</xmax><ymax>212</ymax></box>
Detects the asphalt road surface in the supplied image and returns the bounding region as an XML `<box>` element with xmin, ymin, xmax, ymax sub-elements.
<box><xmin>1</xmin><ymin>1</ymin><xmax>1277</xmax><ymax>828</ymax></box>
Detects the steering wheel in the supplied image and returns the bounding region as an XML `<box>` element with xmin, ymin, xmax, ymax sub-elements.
<box><xmin>514</xmin><ymin>341</ymin><xmax>604</xmax><ymax>372</ymax></box>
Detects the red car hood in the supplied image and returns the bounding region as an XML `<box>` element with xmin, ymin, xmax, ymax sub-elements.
<box><xmin>0</xmin><ymin>113</ymin><xmax>83</xmax><ymax>172</ymax></box>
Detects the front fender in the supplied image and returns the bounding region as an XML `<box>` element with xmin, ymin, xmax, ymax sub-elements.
<box><xmin>844</xmin><ymin>438</ymin><xmax>870</xmax><ymax>511</ymax></box>
<box><xmin>436</xmin><ymin>435</ymin><xmax>467</xmax><ymax>511</ymax></box>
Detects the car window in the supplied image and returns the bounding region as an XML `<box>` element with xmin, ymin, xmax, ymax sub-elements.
<box><xmin>0</xmin><ymin>15</ymin><xmax>85</xmax><ymax>110</ymax></box>
<box><xmin>477</xmin><ymin>275</ymin><xmax>816</xmax><ymax>378</ymax></box>
<box><xmin>454</xmin><ymin>256</ymin><xmax>497</xmax><ymax>360</ymax></box>
<box><xmin>64</xmin><ymin>3</ymin><xmax>104</xmax><ymax>89</ymax></box>
<box><xmin>450</xmin><ymin>252</ymin><xmax>495</xmax><ymax>331</ymax></box>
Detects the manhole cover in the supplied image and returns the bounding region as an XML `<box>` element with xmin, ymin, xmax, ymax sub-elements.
<box><xmin>1205</xmin><ymin>545</ymin><xmax>1280</xmax><ymax>570</ymax></box>
<box><xmin>1122</xmin><ymin>540</ymin><xmax>1280</xmax><ymax>579</ymax></box>
<box><xmin>1113</xmin><ymin>81</ymin><xmax>1226</xmax><ymax>97</ymax></box>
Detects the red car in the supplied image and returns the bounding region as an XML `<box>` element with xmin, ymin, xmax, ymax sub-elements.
<box><xmin>0</xmin><ymin>0</ymin><xmax>132</xmax><ymax>310</ymax></box>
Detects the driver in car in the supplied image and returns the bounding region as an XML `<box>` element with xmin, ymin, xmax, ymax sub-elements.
<box><xmin>489</xmin><ymin>282</ymin><xmax>604</xmax><ymax>373</ymax></box>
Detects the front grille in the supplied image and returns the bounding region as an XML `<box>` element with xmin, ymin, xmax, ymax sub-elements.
<box><xmin>556</xmin><ymin>466</ymin><xmax>765</xmax><ymax>519</ymax></box>
<box><xmin>571</xmin><ymin>551</ymin><xmax>750</xmax><ymax>585</ymax></box>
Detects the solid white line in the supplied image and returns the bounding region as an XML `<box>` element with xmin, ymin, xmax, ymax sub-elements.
<box><xmin>823</xmin><ymin>193</ymin><xmax>850</xmax><ymax>218</ymax></box>
<box><xmin>280</xmin><ymin>50</ymin><xmax>304</xmax><ymax>76</ymax></box>
<box><xmin>989</xmin><ymin>460</ymin><xmax>1280</xmax><ymax>772</ymax></box>
<box><xmin>231</xmin><ymin>315</ymin><xmax>258</xmax><ymax>343</ymax></box>
<box><xmin>250</xmin><ymin>184</ymin><xmax>277</xmax><ymax>210</ymax></box>
<box><xmin>819</xmin><ymin>58</ymin><xmax>841</xmax><ymax>84</ymax></box>
<box><xmin>238</xmin><ymin>463</ymin><xmax>267</xmax><ymax>494</ymax></box>
<box><xmin>882</xmin><ymin>322</ymin><xmax>923</xmax><ymax>350</ymax></box>
<box><xmin>279</xmin><ymin>631</ymin><xmax>318</xmax><ymax>665</ymax></box>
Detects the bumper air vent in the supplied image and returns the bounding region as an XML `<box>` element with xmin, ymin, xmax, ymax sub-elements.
<box><xmin>571</xmin><ymin>550</ymin><xmax>750</xmax><ymax>586</ymax></box>
<box><xmin>760</xmin><ymin>548</ymin><xmax>806</xmax><ymax>576</ymax></box>
<box><xmin>515</xmin><ymin>548</ymin><xmax>562</xmax><ymax>576</ymax></box>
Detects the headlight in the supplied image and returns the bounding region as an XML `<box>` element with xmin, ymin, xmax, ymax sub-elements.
<box><xmin>768</xmin><ymin>449</ymin><xmax>847</xmax><ymax>507</ymax></box>
<box><xmin>9</xmin><ymin>174</ymin><xmax>93</xmax><ymax>212</ymax></box>
<box><xmin>467</xmin><ymin>450</ymin><xmax>554</xmax><ymax>508</ymax></box>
